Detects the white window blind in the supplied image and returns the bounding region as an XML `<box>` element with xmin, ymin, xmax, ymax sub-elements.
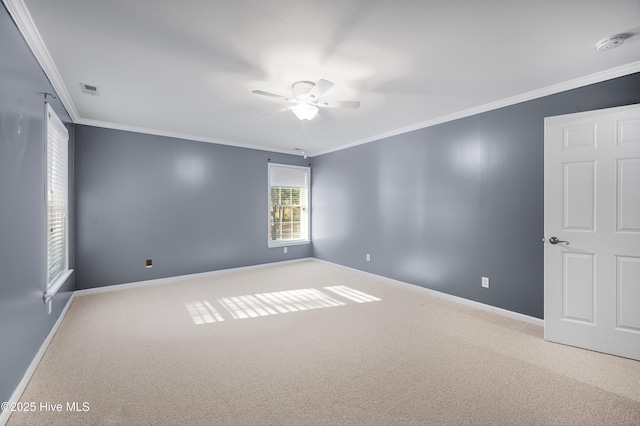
<box><xmin>45</xmin><ymin>103</ymin><xmax>71</xmax><ymax>302</ymax></box>
<box><xmin>268</xmin><ymin>163</ymin><xmax>310</xmax><ymax>247</ymax></box>
<box><xmin>270</xmin><ymin>165</ymin><xmax>309</xmax><ymax>188</ymax></box>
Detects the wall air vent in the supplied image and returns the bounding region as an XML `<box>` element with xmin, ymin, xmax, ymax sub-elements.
<box><xmin>81</xmin><ymin>83</ymin><xmax>100</xmax><ymax>96</ymax></box>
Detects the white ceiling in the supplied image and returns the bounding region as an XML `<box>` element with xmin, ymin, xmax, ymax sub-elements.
<box><xmin>8</xmin><ymin>0</ymin><xmax>640</xmax><ymax>156</ymax></box>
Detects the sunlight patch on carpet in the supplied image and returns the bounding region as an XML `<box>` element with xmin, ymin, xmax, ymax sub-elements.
<box><xmin>219</xmin><ymin>289</ymin><xmax>346</xmax><ymax>319</ymax></box>
<box><xmin>184</xmin><ymin>286</ymin><xmax>381</xmax><ymax>324</ymax></box>
<box><xmin>184</xmin><ymin>300</ymin><xmax>225</xmax><ymax>324</ymax></box>
<box><xmin>324</xmin><ymin>285</ymin><xmax>381</xmax><ymax>303</ymax></box>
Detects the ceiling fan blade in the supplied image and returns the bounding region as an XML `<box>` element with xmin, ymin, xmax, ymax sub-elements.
<box><xmin>307</xmin><ymin>79</ymin><xmax>334</xmax><ymax>100</ymax></box>
<box><xmin>261</xmin><ymin>106</ymin><xmax>292</xmax><ymax>116</ymax></box>
<box><xmin>316</xmin><ymin>100</ymin><xmax>360</xmax><ymax>109</ymax></box>
<box><xmin>252</xmin><ymin>90</ymin><xmax>291</xmax><ymax>101</ymax></box>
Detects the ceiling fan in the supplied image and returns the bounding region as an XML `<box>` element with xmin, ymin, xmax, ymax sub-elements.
<box><xmin>252</xmin><ymin>79</ymin><xmax>360</xmax><ymax>121</ymax></box>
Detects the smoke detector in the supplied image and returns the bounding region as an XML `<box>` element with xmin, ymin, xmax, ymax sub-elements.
<box><xmin>595</xmin><ymin>35</ymin><xmax>626</xmax><ymax>51</ymax></box>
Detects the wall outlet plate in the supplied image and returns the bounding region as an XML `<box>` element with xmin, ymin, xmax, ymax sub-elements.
<box><xmin>366</xmin><ymin>254</ymin><xmax>371</xmax><ymax>262</ymax></box>
<box><xmin>482</xmin><ymin>277</ymin><xmax>489</xmax><ymax>288</ymax></box>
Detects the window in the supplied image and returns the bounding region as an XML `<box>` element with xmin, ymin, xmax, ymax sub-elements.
<box><xmin>268</xmin><ymin>163</ymin><xmax>310</xmax><ymax>247</ymax></box>
<box><xmin>45</xmin><ymin>103</ymin><xmax>72</xmax><ymax>302</ymax></box>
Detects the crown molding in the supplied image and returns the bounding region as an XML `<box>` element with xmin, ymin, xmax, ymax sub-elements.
<box><xmin>311</xmin><ymin>61</ymin><xmax>640</xmax><ymax>157</ymax></box>
<box><xmin>4</xmin><ymin>0</ymin><xmax>79</xmax><ymax>121</ymax></box>
<box><xmin>74</xmin><ymin>118</ymin><xmax>301</xmax><ymax>155</ymax></box>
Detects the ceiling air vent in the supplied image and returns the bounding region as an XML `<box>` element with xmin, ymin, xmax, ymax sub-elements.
<box><xmin>81</xmin><ymin>83</ymin><xmax>100</xmax><ymax>96</ymax></box>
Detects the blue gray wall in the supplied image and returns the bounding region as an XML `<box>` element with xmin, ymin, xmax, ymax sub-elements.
<box><xmin>74</xmin><ymin>126</ymin><xmax>311</xmax><ymax>289</ymax></box>
<box><xmin>312</xmin><ymin>73</ymin><xmax>640</xmax><ymax>319</ymax></box>
<box><xmin>0</xmin><ymin>4</ymin><xmax>74</xmax><ymax>408</ymax></box>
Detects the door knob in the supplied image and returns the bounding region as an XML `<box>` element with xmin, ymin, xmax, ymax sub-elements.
<box><xmin>549</xmin><ymin>236</ymin><xmax>569</xmax><ymax>245</ymax></box>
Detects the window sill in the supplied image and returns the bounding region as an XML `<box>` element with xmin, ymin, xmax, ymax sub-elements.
<box><xmin>44</xmin><ymin>269</ymin><xmax>73</xmax><ymax>303</ymax></box>
<box><xmin>268</xmin><ymin>240</ymin><xmax>311</xmax><ymax>248</ymax></box>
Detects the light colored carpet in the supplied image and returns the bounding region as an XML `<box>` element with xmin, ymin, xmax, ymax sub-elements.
<box><xmin>7</xmin><ymin>260</ymin><xmax>640</xmax><ymax>425</ymax></box>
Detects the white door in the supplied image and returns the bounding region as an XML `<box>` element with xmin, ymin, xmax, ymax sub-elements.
<box><xmin>544</xmin><ymin>103</ymin><xmax>640</xmax><ymax>361</ymax></box>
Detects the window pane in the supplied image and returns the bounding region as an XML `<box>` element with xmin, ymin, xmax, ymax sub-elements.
<box><xmin>282</xmin><ymin>188</ymin><xmax>291</xmax><ymax>204</ymax></box>
<box><xmin>291</xmin><ymin>189</ymin><xmax>300</xmax><ymax>205</ymax></box>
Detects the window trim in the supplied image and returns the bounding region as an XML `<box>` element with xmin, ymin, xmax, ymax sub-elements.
<box><xmin>267</xmin><ymin>163</ymin><xmax>311</xmax><ymax>248</ymax></box>
<box><xmin>44</xmin><ymin>103</ymin><xmax>72</xmax><ymax>302</ymax></box>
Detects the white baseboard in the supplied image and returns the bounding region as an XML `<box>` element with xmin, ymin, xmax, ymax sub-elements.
<box><xmin>75</xmin><ymin>257</ymin><xmax>314</xmax><ymax>296</ymax></box>
<box><xmin>312</xmin><ymin>258</ymin><xmax>544</xmax><ymax>327</ymax></box>
<box><xmin>0</xmin><ymin>292</ymin><xmax>77</xmax><ymax>426</ymax></box>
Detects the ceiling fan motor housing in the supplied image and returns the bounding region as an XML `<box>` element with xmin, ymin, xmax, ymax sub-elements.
<box><xmin>292</xmin><ymin>81</ymin><xmax>316</xmax><ymax>100</ymax></box>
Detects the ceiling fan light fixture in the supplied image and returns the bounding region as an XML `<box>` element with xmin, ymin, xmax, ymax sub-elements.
<box><xmin>292</xmin><ymin>103</ymin><xmax>318</xmax><ymax>121</ymax></box>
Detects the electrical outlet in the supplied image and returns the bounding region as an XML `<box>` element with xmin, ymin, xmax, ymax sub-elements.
<box><xmin>284</xmin><ymin>247</ymin><xmax>287</xmax><ymax>254</ymax></box>
<box><xmin>482</xmin><ymin>277</ymin><xmax>489</xmax><ymax>288</ymax></box>
<box><xmin>366</xmin><ymin>254</ymin><xmax>371</xmax><ymax>262</ymax></box>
